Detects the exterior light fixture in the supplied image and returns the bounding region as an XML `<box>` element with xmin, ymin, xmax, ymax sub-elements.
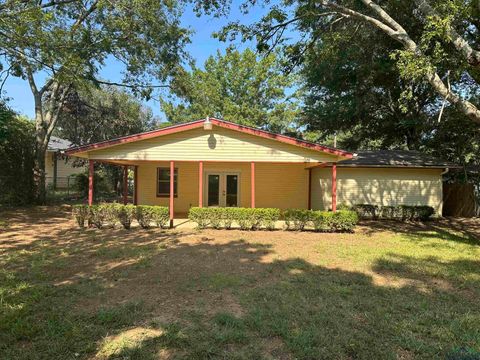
<box><xmin>203</xmin><ymin>116</ymin><xmax>213</xmax><ymax>130</ymax></box>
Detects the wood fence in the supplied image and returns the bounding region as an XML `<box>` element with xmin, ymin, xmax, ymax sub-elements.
<box><xmin>443</xmin><ymin>183</ymin><xmax>478</xmax><ymax>217</ymax></box>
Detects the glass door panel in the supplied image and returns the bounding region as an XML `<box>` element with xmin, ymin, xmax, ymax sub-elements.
<box><xmin>225</xmin><ymin>174</ymin><xmax>239</xmax><ymax>207</ymax></box>
<box><xmin>207</xmin><ymin>174</ymin><xmax>220</xmax><ymax>206</ymax></box>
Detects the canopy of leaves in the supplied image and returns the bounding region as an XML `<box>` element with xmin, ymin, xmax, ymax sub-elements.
<box><xmin>161</xmin><ymin>48</ymin><xmax>299</xmax><ymax>133</ymax></box>
<box><xmin>54</xmin><ymin>85</ymin><xmax>160</xmax><ymax>146</ymax></box>
<box><xmin>0</xmin><ymin>0</ymin><xmax>190</xmax><ymax>97</ymax></box>
<box><xmin>0</xmin><ymin>103</ymin><xmax>35</xmax><ymax>205</ymax></box>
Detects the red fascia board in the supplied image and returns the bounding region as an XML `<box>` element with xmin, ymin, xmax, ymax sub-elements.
<box><xmin>209</xmin><ymin>118</ymin><xmax>353</xmax><ymax>158</ymax></box>
<box><xmin>65</xmin><ymin>120</ymin><xmax>205</xmax><ymax>155</ymax></box>
<box><xmin>65</xmin><ymin>117</ymin><xmax>353</xmax><ymax>158</ymax></box>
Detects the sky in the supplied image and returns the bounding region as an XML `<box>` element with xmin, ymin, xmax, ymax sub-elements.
<box><xmin>2</xmin><ymin>1</ymin><xmax>269</xmax><ymax>121</ymax></box>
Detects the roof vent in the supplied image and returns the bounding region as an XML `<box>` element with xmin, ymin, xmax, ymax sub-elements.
<box><xmin>203</xmin><ymin>116</ymin><xmax>213</xmax><ymax>130</ymax></box>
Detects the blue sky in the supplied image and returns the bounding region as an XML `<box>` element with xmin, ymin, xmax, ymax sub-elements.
<box><xmin>2</xmin><ymin>1</ymin><xmax>269</xmax><ymax>120</ymax></box>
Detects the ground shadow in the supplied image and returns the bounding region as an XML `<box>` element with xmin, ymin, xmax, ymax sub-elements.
<box><xmin>1</xmin><ymin>208</ymin><xmax>479</xmax><ymax>359</ymax></box>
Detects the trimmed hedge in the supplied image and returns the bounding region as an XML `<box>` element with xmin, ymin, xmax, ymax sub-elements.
<box><xmin>188</xmin><ymin>207</ymin><xmax>281</xmax><ymax>230</ymax></box>
<box><xmin>188</xmin><ymin>207</ymin><xmax>357</xmax><ymax>232</ymax></box>
<box><xmin>352</xmin><ymin>204</ymin><xmax>435</xmax><ymax>221</ymax></box>
<box><xmin>72</xmin><ymin>204</ymin><xmax>169</xmax><ymax>229</ymax></box>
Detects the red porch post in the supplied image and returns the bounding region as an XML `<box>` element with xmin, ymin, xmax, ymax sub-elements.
<box><xmin>332</xmin><ymin>163</ymin><xmax>337</xmax><ymax>212</ymax></box>
<box><xmin>169</xmin><ymin>161</ymin><xmax>175</xmax><ymax>228</ymax></box>
<box><xmin>198</xmin><ymin>161</ymin><xmax>203</xmax><ymax>207</ymax></box>
<box><xmin>88</xmin><ymin>160</ymin><xmax>94</xmax><ymax>205</ymax></box>
<box><xmin>133</xmin><ymin>166</ymin><xmax>138</xmax><ymax>205</ymax></box>
<box><xmin>307</xmin><ymin>168</ymin><xmax>312</xmax><ymax>210</ymax></box>
<box><xmin>251</xmin><ymin>161</ymin><xmax>255</xmax><ymax>208</ymax></box>
<box><xmin>123</xmin><ymin>166</ymin><xmax>128</xmax><ymax>205</ymax></box>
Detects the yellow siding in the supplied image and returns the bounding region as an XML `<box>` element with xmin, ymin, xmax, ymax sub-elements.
<box><xmin>311</xmin><ymin>167</ymin><xmax>443</xmax><ymax>215</ymax></box>
<box><xmin>136</xmin><ymin>162</ymin><xmax>309</xmax><ymax>212</ymax></box>
<box><xmin>87</xmin><ymin>126</ymin><xmax>341</xmax><ymax>163</ymax></box>
<box><xmin>256</xmin><ymin>163</ymin><xmax>309</xmax><ymax>209</ymax></box>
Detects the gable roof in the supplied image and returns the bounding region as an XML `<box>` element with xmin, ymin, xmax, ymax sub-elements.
<box><xmin>65</xmin><ymin>117</ymin><xmax>354</xmax><ymax>158</ymax></box>
<box><xmin>337</xmin><ymin>150</ymin><xmax>459</xmax><ymax>168</ymax></box>
<box><xmin>48</xmin><ymin>136</ymin><xmax>73</xmax><ymax>151</ymax></box>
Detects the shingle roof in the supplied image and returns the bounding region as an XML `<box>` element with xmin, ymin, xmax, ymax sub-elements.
<box><xmin>339</xmin><ymin>150</ymin><xmax>459</xmax><ymax>168</ymax></box>
<box><xmin>48</xmin><ymin>136</ymin><xmax>73</xmax><ymax>151</ymax></box>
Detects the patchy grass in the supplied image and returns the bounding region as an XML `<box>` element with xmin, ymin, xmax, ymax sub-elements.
<box><xmin>0</xmin><ymin>207</ymin><xmax>479</xmax><ymax>359</ymax></box>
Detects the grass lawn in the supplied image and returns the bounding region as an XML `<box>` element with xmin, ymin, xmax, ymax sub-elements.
<box><xmin>1</xmin><ymin>206</ymin><xmax>479</xmax><ymax>359</ymax></box>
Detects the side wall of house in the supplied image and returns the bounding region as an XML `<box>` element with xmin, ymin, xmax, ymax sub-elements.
<box><xmin>136</xmin><ymin>162</ymin><xmax>309</xmax><ymax>213</ymax></box>
<box><xmin>45</xmin><ymin>152</ymin><xmax>84</xmax><ymax>188</ymax></box>
<box><xmin>310</xmin><ymin>167</ymin><xmax>443</xmax><ymax>215</ymax></box>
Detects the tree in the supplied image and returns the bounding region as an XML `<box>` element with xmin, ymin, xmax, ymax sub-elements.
<box><xmin>0</xmin><ymin>0</ymin><xmax>189</xmax><ymax>203</ymax></box>
<box><xmin>161</xmin><ymin>48</ymin><xmax>299</xmax><ymax>133</ymax></box>
<box><xmin>54</xmin><ymin>85</ymin><xmax>161</xmax><ymax>195</ymax></box>
<box><xmin>0</xmin><ymin>103</ymin><xmax>35</xmax><ymax>205</ymax></box>
<box><xmin>55</xmin><ymin>85</ymin><xmax>160</xmax><ymax>146</ymax></box>
<box><xmin>299</xmin><ymin>7</ymin><xmax>438</xmax><ymax>150</ymax></box>
<box><xmin>218</xmin><ymin>0</ymin><xmax>480</xmax><ymax>123</ymax></box>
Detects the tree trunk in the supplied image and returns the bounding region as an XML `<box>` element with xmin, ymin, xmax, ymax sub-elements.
<box><xmin>34</xmin><ymin>111</ymin><xmax>49</xmax><ymax>205</ymax></box>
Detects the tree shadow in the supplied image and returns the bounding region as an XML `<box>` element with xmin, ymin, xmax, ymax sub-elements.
<box><xmin>1</xmin><ymin>208</ymin><xmax>480</xmax><ymax>359</ymax></box>
<box><xmin>361</xmin><ymin>219</ymin><xmax>480</xmax><ymax>246</ymax></box>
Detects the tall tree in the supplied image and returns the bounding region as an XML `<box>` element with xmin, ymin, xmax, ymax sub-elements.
<box><xmin>218</xmin><ymin>0</ymin><xmax>480</xmax><ymax>123</ymax></box>
<box><xmin>161</xmin><ymin>48</ymin><xmax>299</xmax><ymax>133</ymax></box>
<box><xmin>0</xmin><ymin>0</ymin><xmax>189</xmax><ymax>203</ymax></box>
<box><xmin>55</xmin><ymin>85</ymin><xmax>160</xmax><ymax>146</ymax></box>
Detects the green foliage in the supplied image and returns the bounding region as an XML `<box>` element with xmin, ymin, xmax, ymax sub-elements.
<box><xmin>188</xmin><ymin>207</ymin><xmax>211</xmax><ymax>229</ymax></box>
<box><xmin>161</xmin><ymin>48</ymin><xmax>299</xmax><ymax>133</ymax></box>
<box><xmin>101</xmin><ymin>203</ymin><xmax>122</xmax><ymax>228</ymax></box>
<box><xmin>117</xmin><ymin>205</ymin><xmax>136</xmax><ymax>230</ymax></box>
<box><xmin>354</xmin><ymin>204</ymin><xmax>435</xmax><ymax>221</ymax></box>
<box><xmin>283</xmin><ymin>209</ymin><xmax>311</xmax><ymax>231</ymax></box>
<box><xmin>89</xmin><ymin>205</ymin><xmax>106</xmax><ymax>229</ymax></box>
<box><xmin>188</xmin><ymin>207</ymin><xmax>357</xmax><ymax>232</ymax></box>
<box><xmin>0</xmin><ymin>104</ymin><xmax>35</xmax><ymax>206</ymax></box>
<box><xmin>72</xmin><ymin>205</ymin><xmax>89</xmax><ymax>228</ymax></box>
<box><xmin>136</xmin><ymin>205</ymin><xmax>169</xmax><ymax>229</ymax></box>
<box><xmin>73</xmin><ymin>171</ymin><xmax>111</xmax><ymax>199</ymax></box>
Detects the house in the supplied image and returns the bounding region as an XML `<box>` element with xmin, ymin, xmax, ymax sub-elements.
<box><xmin>65</xmin><ymin>117</ymin><xmax>456</xmax><ymax>224</ymax></box>
<box><xmin>46</xmin><ymin>136</ymin><xmax>84</xmax><ymax>189</ymax></box>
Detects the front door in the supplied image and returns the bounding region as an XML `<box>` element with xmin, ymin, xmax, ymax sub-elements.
<box><xmin>206</xmin><ymin>172</ymin><xmax>240</xmax><ymax>207</ymax></box>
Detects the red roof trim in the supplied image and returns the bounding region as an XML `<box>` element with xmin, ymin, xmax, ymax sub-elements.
<box><xmin>65</xmin><ymin>117</ymin><xmax>353</xmax><ymax>158</ymax></box>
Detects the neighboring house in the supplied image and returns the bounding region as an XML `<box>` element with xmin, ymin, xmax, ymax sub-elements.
<box><xmin>66</xmin><ymin>118</ymin><xmax>457</xmax><ymax>222</ymax></box>
<box><xmin>45</xmin><ymin>136</ymin><xmax>84</xmax><ymax>189</ymax></box>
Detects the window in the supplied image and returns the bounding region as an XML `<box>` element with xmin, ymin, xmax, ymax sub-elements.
<box><xmin>157</xmin><ymin>167</ymin><xmax>178</xmax><ymax>197</ymax></box>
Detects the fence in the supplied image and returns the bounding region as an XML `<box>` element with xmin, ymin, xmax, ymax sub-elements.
<box><xmin>443</xmin><ymin>183</ymin><xmax>479</xmax><ymax>217</ymax></box>
<box><xmin>45</xmin><ymin>176</ymin><xmax>84</xmax><ymax>204</ymax></box>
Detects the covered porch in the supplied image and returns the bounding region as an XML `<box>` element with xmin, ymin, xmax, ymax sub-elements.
<box><xmin>86</xmin><ymin>159</ymin><xmax>339</xmax><ymax>227</ymax></box>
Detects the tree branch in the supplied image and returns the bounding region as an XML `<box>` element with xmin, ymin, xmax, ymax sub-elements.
<box><xmin>94</xmin><ymin>79</ymin><xmax>171</xmax><ymax>89</ymax></box>
<box><xmin>414</xmin><ymin>0</ymin><xmax>480</xmax><ymax>67</ymax></box>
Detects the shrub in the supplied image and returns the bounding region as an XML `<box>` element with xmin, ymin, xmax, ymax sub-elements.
<box><xmin>415</xmin><ymin>205</ymin><xmax>434</xmax><ymax>221</ymax></box>
<box><xmin>311</xmin><ymin>211</ymin><xmax>334</xmax><ymax>232</ymax></box>
<box><xmin>352</xmin><ymin>204</ymin><xmax>379</xmax><ymax>219</ymax></box>
<box><xmin>136</xmin><ymin>205</ymin><xmax>155</xmax><ymax>229</ymax></box>
<box><xmin>255</xmin><ymin>208</ymin><xmax>280</xmax><ymax>230</ymax></box>
<box><xmin>353</xmin><ymin>204</ymin><xmax>435</xmax><ymax>222</ymax></box>
<box><xmin>331</xmin><ymin>210</ymin><xmax>359</xmax><ymax>232</ymax></box>
<box><xmin>283</xmin><ymin>209</ymin><xmax>311</xmax><ymax>231</ymax></box>
<box><xmin>222</xmin><ymin>208</ymin><xmax>235</xmax><ymax>229</ymax></box>
<box><xmin>89</xmin><ymin>205</ymin><xmax>106</xmax><ymax>229</ymax></box>
<box><xmin>209</xmin><ymin>207</ymin><xmax>224</xmax><ymax>229</ymax></box>
<box><xmin>101</xmin><ymin>203</ymin><xmax>121</xmax><ymax>228</ymax></box>
<box><xmin>72</xmin><ymin>204</ymin><xmax>89</xmax><ymax>228</ymax></box>
<box><xmin>151</xmin><ymin>206</ymin><xmax>170</xmax><ymax>228</ymax></box>
<box><xmin>234</xmin><ymin>208</ymin><xmax>256</xmax><ymax>230</ymax></box>
<box><xmin>117</xmin><ymin>205</ymin><xmax>136</xmax><ymax>229</ymax></box>
<box><xmin>188</xmin><ymin>207</ymin><xmax>210</xmax><ymax>229</ymax></box>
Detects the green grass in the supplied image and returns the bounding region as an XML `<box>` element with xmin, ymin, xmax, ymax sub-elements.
<box><xmin>1</xmin><ymin>211</ymin><xmax>480</xmax><ymax>359</ymax></box>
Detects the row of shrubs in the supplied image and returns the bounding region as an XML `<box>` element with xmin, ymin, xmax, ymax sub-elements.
<box><xmin>352</xmin><ymin>204</ymin><xmax>435</xmax><ymax>221</ymax></box>
<box><xmin>188</xmin><ymin>207</ymin><xmax>359</xmax><ymax>232</ymax></box>
<box><xmin>72</xmin><ymin>204</ymin><xmax>169</xmax><ymax>229</ymax></box>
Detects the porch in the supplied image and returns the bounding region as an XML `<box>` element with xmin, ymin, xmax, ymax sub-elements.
<box><xmin>86</xmin><ymin>160</ymin><xmax>339</xmax><ymax>227</ymax></box>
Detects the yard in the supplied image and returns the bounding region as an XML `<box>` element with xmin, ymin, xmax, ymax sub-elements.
<box><xmin>1</xmin><ymin>207</ymin><xmax>479</xmax><ymax>360</ymax></box>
